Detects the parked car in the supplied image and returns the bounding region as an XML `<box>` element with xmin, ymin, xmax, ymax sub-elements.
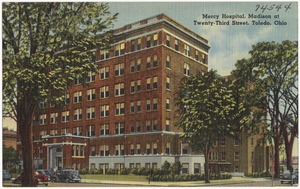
<box><xmin>56</xmin><ymin>169</ymin><xmax>81</xmax><ymax>183</ymax></box>
<box><xmin>12</xmin><ymin>170</ymin><xmax>48</xmax><ymax>185</ymax></box>
<box><xmin>12</xmin><ymin>171</ymin><xmax>39</xmax><ymax>185</ymax></box>
<box><xmin>37</xmin><ymin>169</ymin><xmax>58</xmax><ymax>182</ymax></box>
<box><xmin>280</xmin><ymin>171</ymin><xmax>298</xmax><ymax>184</ymax></box>
<box><xmin>3</xmin><ymin>170</ymin><xmax>12</xmax><ymax>181</ymax></box>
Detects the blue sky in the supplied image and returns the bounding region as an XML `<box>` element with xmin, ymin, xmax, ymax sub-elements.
<box><xmin>108</xmin><ymin>1</ymin><xmax>298</xmax><ymax>76</ymax></box>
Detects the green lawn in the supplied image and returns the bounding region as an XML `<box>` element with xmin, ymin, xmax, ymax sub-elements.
<box><xmin>81</xmin><ymin>174</ymin><xmax>148</xmax><ymax>182</ymax></box>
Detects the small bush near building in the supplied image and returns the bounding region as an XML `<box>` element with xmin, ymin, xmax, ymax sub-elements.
<box><xmin>245</xmin><ymin>172</ymin><xmax>272</xmax><ymax>178</ymax></box>
<box><xmin>148</xmin><ymin>173</ymin><xmax>232</xmax><ymax>182</ymax></box>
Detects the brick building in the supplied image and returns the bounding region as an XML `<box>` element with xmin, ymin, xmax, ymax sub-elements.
<box><xmin>19</xmin><ymin>14</ymin><xmax>209</xmax><ymax>174</ymax></box>
<box><xmin>17</xmin><ymin>13</ymin><xmax>269</xmax><ymax>175</ymax></box>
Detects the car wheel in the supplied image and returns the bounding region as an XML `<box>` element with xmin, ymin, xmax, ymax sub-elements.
<box><xmin>65</xmin><ymin>178</ymin><xmax>69</xmax><ymax>183</ymax></box>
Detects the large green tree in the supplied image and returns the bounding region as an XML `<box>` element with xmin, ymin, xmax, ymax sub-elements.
<box><xmin>176</xmin><ymin>70</ymin><xmax>248</xmax><ymax>183</ymax></box>
<box><xmin>2</xmin><ymin>2</ymin><xmax>117</xmax><ymax>186</ymax></box>
<box><xmin>3</xmin><ymin>146</ymin><xmax>19</xmax><ymax>171</ymax></box>
<box><xmin>232</xmin><ymin>40</ymin><xmax>298</xmax><ymax>178</ymax></box>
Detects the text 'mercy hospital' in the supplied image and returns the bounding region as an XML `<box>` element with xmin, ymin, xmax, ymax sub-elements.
<box><xmin>202</xmin><ymin>13</ymin><xmax>272</xmax><ymax>19</ymax></box>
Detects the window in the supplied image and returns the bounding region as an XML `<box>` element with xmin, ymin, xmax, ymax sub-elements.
<box><xmin>73</xmin><ymin>108</ymin><xmax>82</xmax><ymax>121</ymax></box>
<box><xmin>115</xmin><ymin>102</ymin><xmax>125</xmax><ymax>115</ymax></box>
<box><xmin>50</xmin><ymin>113</ymin><xmax>58</xmax><ymax>124</ymax></box>
<box><xmin>63</xmin><ymin>93</ymin><xmax>70</xmax><ymax>105</ymax></box>
<box><xmin>251</xmin><ymin>137</ymin><xmax>254</xmax><ymax>146</ymax></box>
<box><xmin>73</xmin><ymin>126</ymin><xmax>82</xmax><ymax>136</ymax></box>
<box><xmin>146</xmin><ymin>100</ymin><xmax>151</xmax><ymax>111</ymax></box>
<box><xmin>166</xmin><ymin>142</ymin><xmax>171</xmax><ymax>154</ymax></box>
<box><xmin>130</xmin><ymin>81</ymin><xmax>135</xmax><ymax>93</ymax></box>
<box><xmin>153</xmin><ymin>33</ymin><xmax>158</xmax><ymax>46</ymax></box>
<box><xmin>137</xmin><ymin>80</ymin><xmax>142</xmax><ymax>92</ymax></box>
<box><xmin>166</xmin><ymin>98</ymin><xmax>171</xmax><ymax>110</ymax></box>
<box><xmin>115</xmin><ymin>83</ymin><xmax>125</xmax><ymax>96</ymax></box>
<box><xmin>220</xmin><ymin>152</ymin><xmax>226</xmax><ymax>161</ymax></box>
<box><xmin>137</xmin><ymin>144</ymin><xmax>141</xmax><ymax>154</ymax></box>
<box><xmin>86</xmin><ymin>107</ymin><xmax>95</xmax><ymax>120</ymax></box>
<box><xmin>115</xmin><ymin>63</ymin><xmax>124</xmax><ymax>76</ymax></box>
<box><xmin>39</xmin><ymin>99</ymin><xmax>47</xmax><ymax>109</ymax></box>
<box><xmin>166</xmin><ymin>77</ymin><xmax>171</xmax><ymax>90</ymax></box>
<box><xmin>117</xmin><ymin>144</ymin><xmax>125</xmax><ymax>155</ymax></box>
<box><xmin>153</xmin><ymin>142</ymin><xmax>158</xmax><ymax>154</ymax></box>
<box><xmin>115</xmin><ymin>43</ymin><xmax>125</xmax><ymax>56</ymax></box>
<box><xmin>137</xmin><ymin>38</ymin><xmax>141</xmax><ymax>50</ymax></box>
<box><xmin>166</xmin><ymin>34</ymin><xmax>170</xmax><ymax>47</ymax></box>
<box><xmin>146</xmin><ymin>35</ymin><xmax>151</xmax><ymax>48</ymax></box>
<box><xmin>100</xmin><ymin>86</ymin><xmax>109</xmax><ymax>99</ymax></box>
<box><xmin>115</xmin><ymin>122</ymin><xmax>125</xmax><ymax>135</ymax></box>
<box><xmin>100</xmin><ymin>145</ymin><xmax>109</xmax><ymax>156</ymax></box>
<box><xmin>136</xmin><ymin>121</ymin><xmax>141</xmax><ymax>132</ymax></box>
<box><xmin>91</xmin><ymin>146</ymin><xmax>96</xmax><ymax>156</ymax></box>
<box><xmin>87</xmin><ymin>89</ymin><xmax>96</xmax><ymax>101</ymax></box>
<box><xmin>146</xmin><ymin>78</ymin><xmax>151</xmax><ymax>90</ymax></box>
<box><xmin>100</xmin><ymin>104</ymin><xmax>109</xmax><ymax>117</ymax></box>
<box><xmin>153</xmin><ymin>98</ymin><xmax>158</xmax><ymax>111</ymax></box>
<box><xmin>194</xmin><ymin>163</ymin><xmax>200</xmax><ymax>174</ymax></box>
<box><xmin>61</xmin><ymin>128</ymin><xmax>69</xmax><ymax>135</ymax></box>
<box><xmin>166</xmin><ymin>55</ymin><xmax>171</xmax><ymax>68</ymax></box>
<box><xmin>202</xmin><ymin>54</ymin><xmax>207</xmax><ymax>64</ymax></box>
<box><xmin>251</xmin><ymin>151</ymin><xmax>254</xmax><ymax>160</ymax></box>
<box><xmin>137</xmin><ymin>101</ymin><xmax>141</xmax><ymax>112</ymax></box>
<box><xmin>182</xmin><ymin>163</ymin><xmax>189</xmax><ymax>174</ymax></box>
<box><xmin>182</xmin><ymin>143</ymin><xmax>189</xmax><ymax>154</ymax></box>
<box><xmin>87</xmin><ymin>125</ymin><xmax>95</xmax><ymax>137</ymax></box>
<box><xmin>131</xmin><ymin>39</ymin><xmax>135</xmax><ymax>52</ymax></box>
<box><xmin>153</xmin><ymin>55</ymin><xmax>158</xmax><ymax>67</ymax></box>
<box><xmin>234</xmin><ymin>151</ymin><xmax>240</xmax><ymax>161</ymax></box>
<box><xmin>153</xmin><ymin>119</ymin><xmax>158</xmax><ymax>131</ymax></box>
<box><xmin>100</xmin><ymin>66</ymin><xmax>109</xmax><ymax>80</ymax></box>
<box><xmin>75</xmin><ymin>77</ymin><xmax>82</xmax><ymax>85</ymax></box>
<box><xmin>146</xmin><ymin>56</ymin><xmax>151</xmax><ymax>69</ymax></box>
<box><xmin>100</xmin><ymin>123</ymin><xmax>110</xmax><ymax>135</ymax></box>
<box><xmin>136</xmin><ymin>58</ymin><xmax>141</xmax><ymax>71</ymax></box>
<box><xmin>146</xmin><ymin>120</ymin><xmax>151</xmax><ymax>131</ymax></box>
<box><xmin>130</xmin><ymin>144</ymin><xmax>135</xmax><ymax>155</ymax></box>
<box><xmin>86</xmin><ymin>71</ymin><xmax>96</xmax><ymax>83</ymax></box>
<box><xmin>166</xmin><ymin>119</ymin><xmax>170</xmax><ymax>131</ymax></box>
<box><xmin>130</xmin><ymin>60</ymin><xmax>135</xmax><ymax>73</ymax></box>
<box><xmin>131</xmin><ymin>122</ymin><xmax>135</xmax><ymax>133</ymax></box>
<box><xmin>146</xmin><ymin>143</ymin><xmax>151</xmax><ymax>155</ymax></box>
<box><xmin>183</xmin><ymin>63</ymin><xmax>190</xmax><ymax>76</ymax></box>
<box><xmin>175</xmin><ymin>39</ymin><xmax>179</xmax><ymax>51</ymax></box>
<box><xmin>195</xmin><ymin>50</ymin><xmax>199</xmax><ymax>61</ymax></box>
<box><xmin>184</xmin><ymin>44</ymin><xmax>190</xmax><ymax>56</ymax></box>
<box><xmin>153</xmin><ymin>76</ymin><xmax>158</xmax><ymax>89</ymax></box>
<box><xmin>130</xmin><ymin>101</ymin><xmax>135</xmax><ymax>113</ymax></box>
<box><xmin>73</xmin><ymin>91</ymin><xmax>82</xmax><ymax>103</ymax></box>
<box><xmin>39</xmin><ymin>114</ymin><xmax>47</xmax><ymax>125</ymax></box>
<box><xmin>100</xmin><ymin>49</ymin><xmax>110</xmax><ymax>60</ymax></box>
<box><xmin>61</xmin><ymin>111</ymin><xmax>70</xmax><ymax>123</ymax></box>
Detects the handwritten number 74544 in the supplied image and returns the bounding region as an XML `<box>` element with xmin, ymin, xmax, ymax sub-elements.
<box><xmin>255</xmin><ymin>3</ymin><xmax>292</xmax><ymax>13</ymax></box>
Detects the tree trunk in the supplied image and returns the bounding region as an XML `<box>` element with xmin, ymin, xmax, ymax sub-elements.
<box><xmin>204</xmin><ymin>152</ymin><xmax>210</xmax><ymax>183</ymax></box>
<box><xmin>282</xmin><ymin>126</ymin><xmax>295</xmax><ymax>171</ymax></box>
<box><xmin>17</xmin><ymin>94</ymin><xmax>36</xmax><ymax>187</ymax></box>
<box><xmin>273</xmin><ymin>135</ymin><xmax>281</xmax><ymax>179</ymax></box>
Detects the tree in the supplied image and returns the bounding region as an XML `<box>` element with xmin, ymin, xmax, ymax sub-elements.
<box><xmin>2</xmin><ymin>2</ymin><xmax>117</xmax><ymax>186</ymax></box>
<box><xmin>176</xmin><ymin>70</ymin><xmax>247</xmax><ymax>183</ymax></box>
<box><xmin>3</xmin><ymin>146</ymin><xmax>19</xmax><ymax>171</ymax></box>
<box><xmin>232</xmin><ymin>41</ymin><xmax>298</xmax><ymax>178</ymax></box>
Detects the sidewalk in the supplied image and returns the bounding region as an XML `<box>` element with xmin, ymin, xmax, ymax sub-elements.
<box><xmin>81</xmin><ymin>177</ymin><xmax>272</xmax><ymax>187</ymax></box>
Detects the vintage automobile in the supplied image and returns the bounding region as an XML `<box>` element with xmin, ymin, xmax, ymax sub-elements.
<box><xmin>3</xmin><ymin>170</ymin><xmax>12</xmax><ymax>181</ymax></box>
<box><xmin>280</xmin><ymin>171</ymin><xmax>298</xmax><ymax>184</ymax></box>
<box><xmin>12</xmin><ymin>171</ymin><xmax>48</xmax><ymax>185</ymax></box>
<box><xmin>55</xmin><ymin>169</ymin><xmax>81</xmax><ymax>183</ymax></box>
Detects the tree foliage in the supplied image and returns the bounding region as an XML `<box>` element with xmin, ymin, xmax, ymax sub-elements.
<box><xmin>3</xmin><ymin>146</ymin><xmax>19</xmax><ymax>171</ymax></box>
<box><xmin>176</xmin><ymin>70</ymin><xmax>248</xmax><ymax>183</ymax></box>
<box><xmin>2</xmin><ymin>2</ymin><xmax>118</xmax><ymax>186</ymax></box>
<box><xmin>232</xmin><ymin>40</ymin><xmax>298</xmax><ymax>177</ymax></box>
